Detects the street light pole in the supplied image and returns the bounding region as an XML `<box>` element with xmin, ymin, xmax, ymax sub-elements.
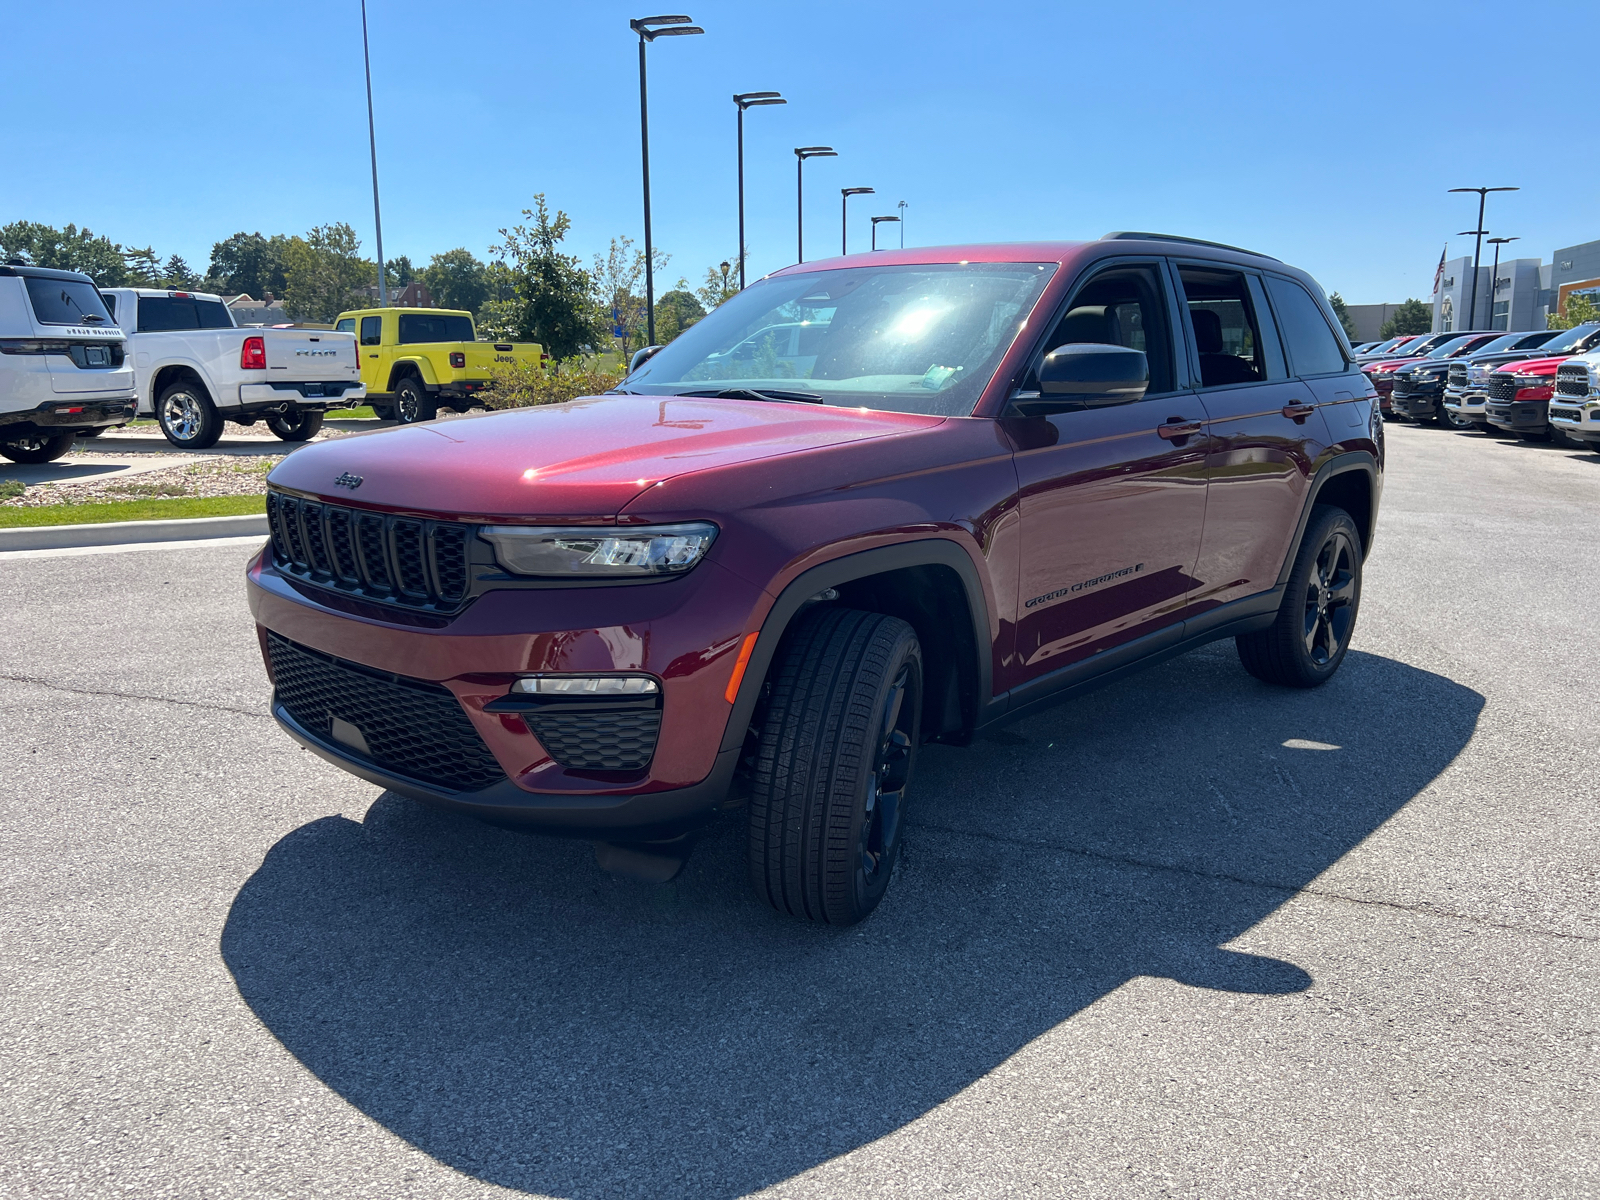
<box><xmin>897</xmin><ymin>199</ymin><xmax>906</xmax><ymax>248</ymax></box>
<box><xmin>793</xmin><ymin>146</ymin><xmax>836</xmax><ymax>264</ymax></box>
<box><xmin>870</xmin><ymin>215</ymin><xmax>900</xmax><ymax>251</ymax></box>
<box><xmin>360</xmin><ymin>0</ymin><xmax>387</xmax><ymax>307</ymax></box>
<box><xmin>1449</xmin><ymin>186</ymin><xmax>1518</xmax><ymax>330</ymax></box>
<box><xmin>841</xmin><ymin>187</ymin><xmax>873</xmax><ymax>255</ymax></box>
<box><xmin>733</xmin><ymin>91</ymin><xmax>785</xmax><ymax>291</ymax></box>
<box><xmin>632</xmin><ymin>15</ymin><xmax>704</xmax><ymax>347</ymax></box>
<box><xmin>1486</xmin><ymin>236</ymin><xmax>1519</xmax><ymax>331</ymax></box>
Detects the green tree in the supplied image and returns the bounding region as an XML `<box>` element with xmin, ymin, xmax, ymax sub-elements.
<box><xmin>1328</xmin><ymin>291</ymin><xmax>1358</xmax><ymax>340</ymax></box>
<box><xmin>206</xmin><ymin>232</ymin><xmax>290</xmax><ymax>298</ymax></box>
<box><xmin>475</xmin><ymin>260</ymin><xmax>521</xmax><ymax>340</ymax></box>
<box><xmin>591</xmin><ymin>235</ymin><xmax>670</xmax><ymax>354</ymax></box>
<box><xmin>123</xmin><ymin>246</ymin><xmax>162</xmax><ymax>286</ymax></box>
<box><xmin>1548</xmin><ymin>293</ymin><xmax>1600</xmax><ymax>330</ymax></box>
<box><xmin>0</xmin><ymin>221</ymin><xmax>129</xmax><ymax>285</ymax></box>
<box><xmin>422</xmin><ymin>248</ymin><xmax>489</xmax><ymax>314</ymax></box>
<box><xmin>696</xmin><ymin>259</ymin><xmax>738</xmax><ymax>311</ymax></box>
<box><xmin>492</xmin><ymin>195</ymin><xmax>608</xmax><ymax>360</ymax></box>
<box><xmin>162</xmin><ymin>254</ymin><xmax>201</xmax><ymax>289</ymax></box>
<box><xmin>385</xmin><ymin>255</ymin><xmax>416</xmax><ymax>289</ymax></box>
<box><xmin>1378</xmin><ymin>298</ymin><xmax>1432</xmax><ymax>338</ymax></box>
<box><xmin>656</xmin><ymin>281</ymin><xmax>706</xmax><ymax>343</ymax></box>
<box><xmin>282</xmin><ymin>223</ymin><xmax>375</xmax><ymax>322</ymax></box>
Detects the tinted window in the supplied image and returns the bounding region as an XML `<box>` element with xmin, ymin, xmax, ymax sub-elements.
<box><xmin>1031</xmin><ymin>263</ymin><xmax>1175</xmax><ymax>395</ymax></box>
<box><xmin>196</xmin><ymin>299</ymin><xmax>233</xmax><ymax>329</ymax></box>
<box><xmin>138</xmin><ymin>297</ymin><xmax>200</xmax><ymax>331</ymax></box>
<box><xmin>398</xmin><ymin>313</ymin><xmax>475</xmax><ymax>344</ymax></box>
<box><xmin>100</xmin><ymin>293</ymin><xmax>117</xmax><ymax>320</ymax></box>
<box><xmin>1264</xmin><ymin>276</ymin><xmax>1347</xmax><ymax>375</ymax></box>
<box><xmin>1178</xmin><ymin>267</ymin><xmax>1271</xmax><ymax>387</ymax></box>
<box><xmin>335</xmin><ymin>318</ymin><xmax>355</xmax><ymax>334</ymax></box>
<box><xmin>359</xmin><ymin>316</ymin><xmax>382</xmax><ymax>346</ymax></box>
<box><xmin>24</xmin><ymin>276</ymin><xmax>115</xmax><ymax>326</ymax></box>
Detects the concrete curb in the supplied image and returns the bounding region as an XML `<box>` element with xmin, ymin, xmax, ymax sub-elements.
<box><xmin>0</xmin><ymin>513</ymin><xmax>268</xmax><ymax>553</ymax></box>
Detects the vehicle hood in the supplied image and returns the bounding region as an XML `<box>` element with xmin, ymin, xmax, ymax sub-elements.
<box><xmin>1499</xmin><ymin>355</ymin><xmax>1570</xmax><ymax>376</ymax></box>
<box><xmin>1364</xmin><ymin>356</ymin><xmax>1422</xmax><ymax>372</ymax></box>
<box><xmin>266</xmin><ymin>394</ymin><xmax>945</xmax><ymax>521</ymax></box>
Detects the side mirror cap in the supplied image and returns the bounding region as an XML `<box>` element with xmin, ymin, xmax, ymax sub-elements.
<box><xmin>629</xmin><ymin>344</ymin><xmax>664</xmax><ymax>375</ymax></box>
<box><xmin>1018</xmin><ymin>343</ymin><xmax>1148</xmax><ymax>416</ymax></box>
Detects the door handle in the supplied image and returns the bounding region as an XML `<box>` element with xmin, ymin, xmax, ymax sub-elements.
<box><xmin>368</xmin><ymin>354</ymin><xmax>379</xmax><ymax>359</ymax></box>
<box><xmin>1158</xmin><ymin>419</ymin><xmax>1203</xmax><ymax>441</ymax></box>
<box><xmin>1282</xmin><ymin>402</ymin><xmax>1315</xmax><ymax>422</ymax></box>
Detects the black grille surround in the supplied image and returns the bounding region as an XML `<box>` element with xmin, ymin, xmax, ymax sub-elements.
<box><xmin>1487</xmin><ymin>373</ymin><xmax>1518</xmax><ymax>401</ymax></box>
<box><xmin>267</xmin><ymin>633</ymin><xmax>505</xmax><ymax>792</ymax></box>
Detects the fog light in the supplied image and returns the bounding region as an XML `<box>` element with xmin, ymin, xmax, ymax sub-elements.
<box><xmin>512</xmin><ymin>675</ymin><xmax>659</xmax><ymax>696</ymax></box>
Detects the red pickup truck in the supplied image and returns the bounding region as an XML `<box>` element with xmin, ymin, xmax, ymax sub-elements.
<box><xmin>248</xmin><ymin>234</ymin><xmax>1382</xmax><ymax>924</ymax></box>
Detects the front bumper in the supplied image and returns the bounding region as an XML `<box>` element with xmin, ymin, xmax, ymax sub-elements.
<box><xmin>238</xmin><ymin>381</ymin><xmax>367</xmax><ymax>408</ymax></box>
<box><xmin>1390</xmin><ymin>384</ymin><xmax>1445</xmax><ymax>418</ymax></box>
<box><xmin>1550</xmin><ymin>399</ymin><xmax>1600</xmax><ymax>444</ymax></box>
<box><xmin>0</xmin><ymin>396</ymin><xmax>137</xmax><ymax>438</ymax></box>
<box><xmin>1443</xmin><ymin>386</ymin><xmax>1487</xmax><ymax>416</ymax></box>
<box><xmin>246</xmin><ymin>546</ymin><xmax>764</xmax><ymax>837</ymax></box>
<box><xmin>1486</xmin><ymin>400</ymin><xmax>1549</xmax><ymax>433</ymax></box>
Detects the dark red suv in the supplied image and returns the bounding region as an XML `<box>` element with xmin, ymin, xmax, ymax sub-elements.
<box><xmin>248</xmin><ymin>234</ymin><xmax>1382</xmax><ymax>924</ymax></box>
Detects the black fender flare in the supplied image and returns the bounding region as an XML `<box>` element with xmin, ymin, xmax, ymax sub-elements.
<box><xmin>1275</xmin><ymin>450</ymin><xmax>1378</xmax><ymax>588</ymax></box>
<box><xmin>719</xmin><ymin>539</ymin><xmax>996</xmax><ymax>754</ymax></box>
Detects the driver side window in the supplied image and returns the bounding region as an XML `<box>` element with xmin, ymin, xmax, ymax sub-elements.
<box><xmin>1029</xmin><ymin>264</ymin><xmax>1175</xmax><ymax>395</ymax></box>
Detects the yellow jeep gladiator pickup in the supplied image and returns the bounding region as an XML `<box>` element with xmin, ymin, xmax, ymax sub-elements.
<box><xmin>333</xmin><ymin>307</ymin><xmax>543</xmax><ymax>424</ymax></box>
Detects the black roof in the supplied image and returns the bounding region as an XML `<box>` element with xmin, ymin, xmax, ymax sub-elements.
<box><xmin>0</xmin><ymin>262</ymin><xmax>98</xmax><ymax>284</ymax></box>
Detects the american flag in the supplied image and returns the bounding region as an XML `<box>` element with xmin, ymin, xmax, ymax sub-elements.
<box><xmin>1432</xmin><ymin>246</ymin><xmax>1447</xmax><ymax>295</ymax></box>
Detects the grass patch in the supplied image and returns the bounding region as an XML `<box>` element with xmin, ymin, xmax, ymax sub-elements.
<box><xmin>0</xmin><ymin>494</ymin><xmax>265</xmax><ymax>528</ymax></box>
<box><xmin>0</xmin><ymin>479</ymin><xmax>24</xmax><ymax>500</ymax></box>
<box><xmin>325</xmin><ymin>406</ymin><xmax>376</xmax><ymax>419</ymax></box>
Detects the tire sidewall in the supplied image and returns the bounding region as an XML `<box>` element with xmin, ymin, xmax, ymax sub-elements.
<box><xmin>1289</xmin><ymin>507</ymin><xmax>1363</xmax><ymax>683</ymax></box>
<box><xmin>157</xmin><ymin>383</ymin><xmax>219</xmax><ymax>449</ymax></box>
<box><xmin>847</xmin><ymin>636</ymin><xmax>923</xmax><ymax>918</ymax></box>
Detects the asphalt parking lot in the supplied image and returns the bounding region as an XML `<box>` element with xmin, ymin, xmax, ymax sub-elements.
<box><xmin>1</xmin><ymin>422</ymin><xmax>1596</xmax><ymax>1199</ymax></box>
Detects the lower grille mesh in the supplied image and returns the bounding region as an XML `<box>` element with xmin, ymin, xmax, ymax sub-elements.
<box><xmin>524</xmin><ymin>707</ymin><xmax>663</xmax><ymax>771</ymax></box>
<box><xmin>267</xmin><ymin>633</ymin><xmax>505</xmax><ymax>791</ymax></box>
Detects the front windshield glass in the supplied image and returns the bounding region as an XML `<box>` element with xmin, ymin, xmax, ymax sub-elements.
<box><xmin>1474</xmin><ymin>333</ymin><xmax>1525</xmax><ymax>354</ymax></box>
<box><xmin>623</xmin><ymin>262</ymin><xmax>1057</xmax><ymax>416</ymax></box>
<box><xmin>1541</xmin><ymin>323</ymin><xmax>1600</xmax><ymax>353</ymax></box>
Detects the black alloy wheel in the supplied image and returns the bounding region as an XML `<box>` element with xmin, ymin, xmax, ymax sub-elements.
<box><xmin>1237</xmin><ymin>505</ymin><xmax>1362</xmax><ymax>687</ymax></box>
<box><xmin>266</xmin><ymin>410</ymin><xmax>325</xmax><ymax>442</ymax></box>
<box><xmin>748</xmin><ymin>606</ymin><xmax>923</xmax><ymax>924</ymax></box>
<box><xmin>0</xmin><ymin>432</ymin><xmax>76</xmax><ymax>464</ymax></box>
<box><xmin>392</xmin><ymin>377</ymin><xmax>437</xmax><ymax>425</ymax></box>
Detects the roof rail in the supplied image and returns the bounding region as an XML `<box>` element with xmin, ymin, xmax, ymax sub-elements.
<box><xmin>1102</xmin><ymin>231</ymin><xmax>1279</xmax><ymax>261</ymax></box>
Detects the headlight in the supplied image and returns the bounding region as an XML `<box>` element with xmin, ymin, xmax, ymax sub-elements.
<box><xmin>479</xmin><ymin>522</ymin><xmax>718</xmax><ymax>577</ymax></box>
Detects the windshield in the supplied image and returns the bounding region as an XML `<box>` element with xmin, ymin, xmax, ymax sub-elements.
<box><xmin>1541</xmin><ymin>323</ymin><xmax>1600</xmax><ymax>353</ymax></box>
<box><xmin>24</xmin><ymin>276</ymin><xmax>115</xmax><ymax>326</ymax></box>
<box><xmin>1473</xmin><ymin>333</ymin><xmax>1527</xmax><ymax>354</ymax></box>
<box><xmin>624</xmin><ymin>262</ymin><xmax>1057</xmax><ymax>416</ymax></box>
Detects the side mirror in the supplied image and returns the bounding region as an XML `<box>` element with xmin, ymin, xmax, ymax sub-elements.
<box><xmin>1011</xmin><ymin>342</ymin><xmax>1148</xmax><ymax>416</ymax></box>
<box><xmin>629</xmin><ymin>344</ymin><xmax>664</xmax><ymax>375</ymax></box>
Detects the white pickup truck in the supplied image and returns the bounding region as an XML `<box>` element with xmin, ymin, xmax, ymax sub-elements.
<box><xmin>98</xmin><ymin>288</ymin><xmax>366</xmax><ymax>449</ymax></box>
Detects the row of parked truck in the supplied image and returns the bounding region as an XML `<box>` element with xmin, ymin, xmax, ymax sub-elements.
<box><xmin>1348</xmin><ymin>324</ymin><xmax>1600</xmax><ymax>450</ymax></box>
<box><xmin>1</xmin><ymin>260</ymin><xmax>542</xmax><ymax>461</ymax></box>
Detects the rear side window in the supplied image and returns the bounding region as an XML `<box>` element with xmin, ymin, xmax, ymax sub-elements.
<box><xmin>100</xmin><ymin>293</ymin><xmax>117</xmax><ymax>320</ymax></box>
<box><xmin>335</xmin><ymin>318</ymin><xmax>355</xmax><ymax>334</ymax></box>
<box><xmin>24</xmin><ymin>276</ymin><xmax>115</xmax><ymax>326</ymax></box>
<box><xmin>1266</xmin><ymin>277</ymin><xmax>1348</xmax><ymax>376</ymax></box>
<box><xmin>398</xmin><ymin>313</ymin><xmax>474</xmax><ymax>344</ymax></box>
<box><xmin>196</xmin><ymin>299</ymin><xmax>233</xmax><ymax>329</ymax></box>
<box><xmin>1176</xmin><ymin>266</ymin><xmax>1277</xmax><ymax>387</ymax></box>
<box><xmin>359</xmin><ymin>316</ymin><xmax>382</xmax><ymax>345</ymax></box>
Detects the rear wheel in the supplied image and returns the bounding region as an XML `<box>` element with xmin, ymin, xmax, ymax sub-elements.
<box><xmin>370</xmin><ymin>403</ymin><xmax>396</xmax><ymax>421</ymax></box>
<box><xmin>747</xmin><ymin>606</ymin><xmax>922</xmax><ymax>925</ymax></box>
<box><xmin>266</xmin><ymin>410</ymin><xmax>324</xmax><ymax>442</ymax></box>
<box><xmin>156</xmin><ymin>380</ymin><xmax>223</xmax><ymax>449</ymax></box>
<box><xmin>1</xmin><ymin>432</ymin><xmax>76</xmax><ymax>464</ymax></box>
<box><xmin>392</xmin><ymin>377</ymin><xmax>436</xmax><ymax>424</ymax></box>
<box><xmin>1236</xmin><ymin>506</ymin><xmax>1362</xmax><ymax>688</ymax></box>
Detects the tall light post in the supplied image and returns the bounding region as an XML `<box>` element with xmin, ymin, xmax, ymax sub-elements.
<box><xmin>1456</xmin><ymin>227</ymin><xmax>1489</xmax><ymax>330</ymax></box>
<box><xmin>733</xmin><ymin>92</ymin><xmax>785</xmax><ymax>290</ymax></box>
<box><xmin>841</xmin><ymin>187</ymin><xmax>873</xmax><ymax>255</ymax></box>
<box><xmin>359</xmin><ymin>0</ymin><xmax>387</xmax><ymax>307</ymax></box>
<box><xmin>871</xmin><ymin>215</ymin><xmax>900</xmax><ymax>251</ymax></box>
<box><xmin>897</xmin><ymin>199</ymin><xmax>906</xmax><ymax>248</ymax></box>
<box><xmin>794</xmin><ymin>146</ymin><xmax>836</xmax><ymax>263</ymax></box>
<box><xmin>632</xmin><ymin>14</ymin><xmax>704</xmax><ymax>346</ymax></box>
<box><xmin>1486</xmin><ymin>236</ymin><xmax>1519</xmax><ymax>331</ymax></box>
<box><xmin>1449</xmin><ymin>186</ymin><xmax>1518</xmax><ymax>330</ymax></box>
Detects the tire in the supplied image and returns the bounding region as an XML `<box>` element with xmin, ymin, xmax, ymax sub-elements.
<box><xmin>156</xmin><ymin>380</ymin><xmax>223</xmax><ymax>449</ymax></box>
<box><xmin>1440</xmin><ymin>405</ymin><xmax>1471</xmax><ymax>429</ymax></box>
<box><xmin>1236</xmin><ymin>505</ymin><xmax>1362</xmax><ymax>688</ymax></box>
<box><xmin>392</xmin><ymin>376</ymin><xmax>436</xmax><ymax>424</ymax></box>
<box><xmin>370</xmin><ymin>403</ymin><xmax>396</xmax><ymax>421</ymax></box>
<box><xmin>1</xmin><ymin>432</ymin><xmax>76</xmax><ymax>464</ymax></box>
<box><xmin>266</xmin><ymin>410</ymin><xmax>324</xmax><ymax>442</ymax></box>
<box><xmin>748</xmin><ymin>606</ymin><xmax>923</xmax><ymax>925</ymax></box>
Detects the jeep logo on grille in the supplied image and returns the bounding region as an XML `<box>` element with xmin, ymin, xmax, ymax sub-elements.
<box><xmin>334</xmin><ymin>472</ymin><xmax>364</xmax><ymax>490</ymax></box>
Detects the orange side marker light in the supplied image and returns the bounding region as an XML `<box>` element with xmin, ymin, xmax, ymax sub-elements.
<box><xmin>724</xmin><ymin>632</ymin><xmax>759</xmax><ymax>704</ymax></box>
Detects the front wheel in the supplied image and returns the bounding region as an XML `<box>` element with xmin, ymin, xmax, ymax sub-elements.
<box><xmin>1</xmin><ymin>432</ymin><xmax>76</xmax><ymax>464</ymax></box>
<box><xmin>157</xmin><ymin>381</ymin><xmax>223</xmax><ymax>449</ymax></box>
<box><xmin>266</xmin><ymin>410</ymin><xmax>324</xmax><ymax>442</ymax></box>
<box><xmin>748</xmin><ymin>606</ymin><xmax>922</xmax><ymax>925</ymax></box>
<box><xmin>1236</xmin><ymin>505</ymin><xmax>1363</xmax><ymax>688</ymax></box>
<box><xmin>392</xmin><ymin>377</ymin><xmax>436</xmax><ymax>424</ymax></box>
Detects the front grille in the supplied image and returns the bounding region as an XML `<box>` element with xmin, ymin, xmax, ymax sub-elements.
<box><xmin>1487</xmin><ymin>373</ymin><xmax>1518</xmax><ymax>401</ymax></box>
<box><xmin>523</xmin><ymin>705</ymin><xmax>662</xmax><ymax>772</ymax></box>
<box><xmin>267</xmin><ymin>488</ymin><xmax>472</xmax><ymax>613</ymax></box>
<box><xmin>266</xmin><ymin>633</ymin><xmax>505</xmax><ymax>792</ymax></box>
<box><xmin>1556</xmin><ymin>365</ymin><xmax>1590</xmax><ymax>397</ymax></box>
<box><xmin>1448</xmin><ymin>363</ymin><xmax>1468</xmax><ymax>387</ymax></box>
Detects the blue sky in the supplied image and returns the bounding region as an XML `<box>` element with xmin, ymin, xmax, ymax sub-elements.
<box><xmin>5</xmin><ymin>0</ymin><xmax>1592</xmax><ymax>303</ymax></box>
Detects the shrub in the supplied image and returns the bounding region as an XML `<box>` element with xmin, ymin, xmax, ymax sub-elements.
<box><xmin>480</xmin><ymin>358</ymin><xmax>627</xmax><ymax>410</ymax></box>
<box><xmin>0</xmin><ymin>479</ymin><xmax>25</xmax><ymax>499</ymax></box>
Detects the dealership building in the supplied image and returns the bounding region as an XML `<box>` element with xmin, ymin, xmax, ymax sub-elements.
<box><xmin>1426</xmin><ymin>237</ymin><xmax>1600</xmax><ymax>335</ymax></box>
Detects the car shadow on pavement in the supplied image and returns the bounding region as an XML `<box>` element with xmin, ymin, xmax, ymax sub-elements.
<box><xmin>221</xmin><ymin>643</ymin><xmax>1483</xmax><ymax>1198</ymax></box>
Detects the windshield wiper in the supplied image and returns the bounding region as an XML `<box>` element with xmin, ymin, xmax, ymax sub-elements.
<box><xmin>677</xmin><ymin>387</ymin><xmax>824</xmax><ymax>404</ymax></box>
